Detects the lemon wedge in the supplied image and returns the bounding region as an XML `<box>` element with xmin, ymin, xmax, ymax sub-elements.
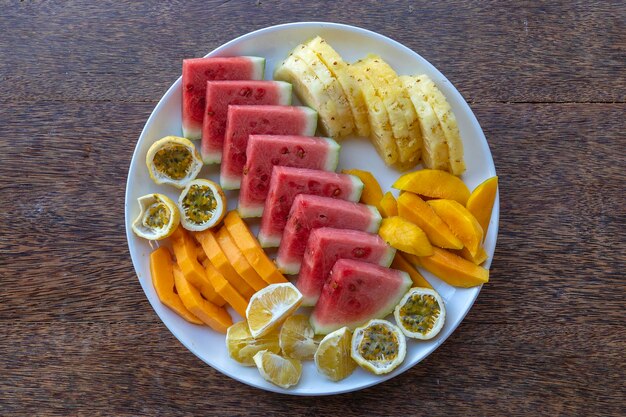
<box><xmin>253</xmin><ymin>350</ymin><xmax>302</xmax><ymax>389</ymax></box>
<box><xmin>146</xmin><ymin>136</ymin><xmax>203</xmax><ymax>188</ymax></box>
<box><xmin>394</xmin><ymin>287</ymin><xmax>445</xmax><ymax>340</ymax></box>
<box><xmin>131</xmin><ymin>193</ymin><xmax>180</xmax><ymax>240</ymax></box>
<box><xmin>351</xmin><ymin>319</ymin><xmax>406</xmax><ymax>375</ymax></box>
<box><xmin>314</xmin><ymin>327</ymin><xmax>356</xmax><ymax>382</ymax></box>
<box><xmin>177</xmin><ymin>179</ymin><xmax>226</xmax><ymax>231</ymax></box>
<box><xmin>279</xmin><ymin>314</ymin><xmax>320</xmax><ymax>360</ymax></box>
<box><xmin>246</xmin><ymin>283</ymin><xmax>303</xmax><ymax>338</ymax></box>
<box><xmin>225</xmin><ymin>321</ymin><xmax>280</xmax><ymax>366</ymax></box>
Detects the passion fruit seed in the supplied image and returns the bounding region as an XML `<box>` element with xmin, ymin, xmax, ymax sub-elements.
<box><xmin>153</xmin><ymin>144</ymin><xmax>193</xmax><ymax>180</ymax></box>
<box><xmin>358</xmin><ymin>324</ymin><xmax>399</xmax><ymax>361</ymax></box>
<box><xmin>181</xmin><ymin>184</ymin><xmax>218</xmax><ymax>224</ymax></box>
<box><xmin>398</xmin><ymin>293</ymin><xmax>440</xmax><ymax>334</ymax></box>
<box><xmin>143</xmin><ymin>201</ymin><xmax>170</xmax><ymax>229</ymax></box>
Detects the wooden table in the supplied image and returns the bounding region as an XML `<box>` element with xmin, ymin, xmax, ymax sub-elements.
<box><xmin>1</xmin><ymin>1</ymin><xmax>624</xmax><ymax>415</ymax></box>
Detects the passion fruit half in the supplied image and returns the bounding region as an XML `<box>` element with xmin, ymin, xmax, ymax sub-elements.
<box><xmin>177</xmin><ymin>179</ymin><xmax>226</xmax><ymax>231</ymax></box>
<box><xmin>146</xmin><ymin>136</ymin><xmax>203</xmax><ymax>188</ymax></box>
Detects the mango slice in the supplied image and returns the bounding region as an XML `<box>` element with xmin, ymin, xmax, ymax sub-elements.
<box><xmin>216</xmin><ymin>227</ymin><xmax>268</xmax><ymax>292</ymax></box>
<box><xmin>194</xmin><ymin>229</ymin><xmax>255</xmax><ymax>299</ymax></box>
<box><xmin>393</xmin><ymin>169</ymin><xmax>470</xmax><ymax>205</ymax></box>
<box><xmin>428</xmin><ymin>199</ymin><xmax>483</xmax><ymax>258</ymax></box>
<box><xmin>222</xmin><ymin>211</ymin><xmax>287</xmax><ymax>285</ymax></box>
<box><xmin>379</xmin><ymin>192</ymin><xmax>398</xmax><ymax>218</ymax></box>
<box><xmin>173</xmin><ymin>265</ymin><xmax>233</xmax><ymax>333</ymax></box>
<box><xmin>391</xmin><ymin>252</ymin><xmax>432</xmax><ymax>289</ymax></box>
<box><xmin>466</xmin><ymin>176</ymin><xmax>498</xmax><ymax>238</ymax></box>
<box><xmin>203</xmin><ymin>260</ymin><xmax>249</xmax><ymax>318</ymax></box>
<box><xmin>455</xmin><ymin>246</ymin><xmax>488</xmax><ymax>265</ymax></box>
<box><xmin>149</xmin><ymin>247</ymin><xmax>203</xmax><ymax>324</ymax></box>
<box><xmin>397</xmin><ymin>192</ymin><xmax>463</xmax><ymax>250</ymax></box>
<box><xmin>379</xmin><ymin>216</ymin><xmax>433</xmax><ymax>256</ymax></box>
<box><xmin>170</xmin><ymin>227</ymin><xmax>226</xmax><ymax>306</ymax></box>
<box><xmin>341</xmin><ymin>169</ymin><xmax>383</xmax><ymax>210</ymax></box>
<box><xmin>418</xmin><ymin>247</ymin><xmax>489</xmax><ymax>288</ymax></box>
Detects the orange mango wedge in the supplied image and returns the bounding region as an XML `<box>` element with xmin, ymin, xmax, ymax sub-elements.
<box><xmin>173</xmin><ymin>265</ymin><xmax>233</xmax><ymax>333</ymax></box>
<box><xmin>202</xmin><ymin>260</ymin><xmax>249</xmax><ymax>318</ymax></box>
<box><xmin>222</xmin><ymin>211</ymin><xmax>287</xmax><ymax>285</ymax></box>
<box><xmin>170</xmin><ymin>227</ymin><xmax>226</xmax><ymax>306</ymax></box>
<box><xmin>397</xmin><ymin>192</ymin><xmax>463</xmax><ymax>249</ymax></box>
<box><xmin>393</xmin><ymin>169</ymin><xmax>470</xmax><ymax>205</ymax></box>
<box><xmin>149</xmin><ymin>247</ymin><xmax>202</xmax><ymax>324</ymax></box>
<box><xmin>455</xmin><ymin>246</ymin><xmax>488</xmax><ymax>265</ymax></box>
<box><xmin>379</xmin><ymin>191</ymin><xmax>398</xmax><ymax>217</ymax></box>
<box><xmin>216</xmin><ymin>227</ymin><xmax>268</xmax><ymax>292</ymax></box>
<box><xmin>428</xmin><ymin>199</ymin><xmax>483</xmax><ymax>258</ymax></box>
<box><xmin>391</xmin><ymin>252</ymin><xmax>432</xmax><ymax>289</ymax></box>
<box><xmin>194</xmin><ymin>229</ymin><xmax>255</xmax><ymax>299</ymax></box>
<box><xmin>418</xmin><ymin>247</ymin><xmax>489</xmax><ymax>287</ymax></box>
<box><xmin>342</xmin><ymin>168</ymin><xmax>383</xmax><ymax>210</ymax></box>
<box><xmin>379</xmin><ymin>216</ymin><xmax>433</xmax><ymax>256</ymax></box>
<box><xmin>466</xmin><ymin>176</ymin><xmax>498</xmax><ymax>238</ymax></box>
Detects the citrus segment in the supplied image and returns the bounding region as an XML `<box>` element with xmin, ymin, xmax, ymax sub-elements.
<box><xmin>246</xmin><ymin>283</ymin><xmax>303</xmax><ymax>338</ymax></box>
<box><xmin>314</xmin><ymin>327</ymin><xmax>357</xmax><ymax>382</ymax></box>
<box><xmin>253</xmin><ymin>350</ymin><xmax>302</xmax><ymax>389</ymax></box>
<box><xmin>394</xmin><ymin>287</ymin><xmax>445</xmax><ymax>340</ymax></box>
<box><xmin>226</xmin><ymin>321</ymin><xmax>280</xmax><ymax>366</ymax></box>
<box><xmin>279</xmin><ymin>314</ymin><xmax>320</xmax><ymax>360</ymax></box>
<box><xmin>351</xmin><ymin>319</ymin><xmax>406</xmax><ymax>375</ymax></box>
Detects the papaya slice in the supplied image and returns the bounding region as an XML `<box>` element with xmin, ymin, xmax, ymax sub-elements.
<box><xmin>194</xmin><ymin>229</ymin><xmax>255</xmax><ymax>299</ymax></box>
<box><xmin>466</xmin><ymin>176</ymin><xmax>498</xmax><ymax>239</ymax></box>
<box><xmin>397</xmin><ymin>192</ymin><xmax>463</xmax><ymax>250</ymax></box>
<box><xmin>379</xmin><ymin>216</ymin><xmax>433</xmax><ymax>256</ymax></box>
<box><xmin>393</xmin><ymin>169</ymin><xmax>470</xmax><ymax>205</ymax></box>
<box><xmin>173</xmin><ymin>265</ymin><xmax>233</xmax><ymax>333</ymax></box>
<box><xmin>149</xmin><ymin>247</ymin><xmax>203</xmax><ymax>324</ymax></box>
<box><xmin>202</xmin><ymin>260</ymin><xmax>249</xmax><ymax>317</ymax></box>
<box><xmin>341</xmin><ymin>169</ymin><xmax>383</xmax><ymax>210</ymax></box>
<box><xmin>222</xmin><ymin>211</ymin><xmax>287</xmax><ymax>285</ymax></box>
<box><xmin>170</xmin><ymin>227</ymin><xmax>226</xmax><ymax>306</ymax></box>
<box><xmin>216</xmin><ymin>227</ymin><xmax>268</xmax><ymax>292</ymax></box>
<box><xmin>391</xmin><ymin>252</ymin><xmax>432</xmax><ymax>289</ymax></box>
<box><xmin>379</xmin><ymin>192</ymin><xmax>398</xmax><ymax>218</ymax></box>
<box><xmin>428</xmin><ymin>199</ymin><xmax>483</xmax><ymax>258</ymax></box>
<box><xmin>418</xmin><ymin>247</ymin><xmax>489</xmax><ymax>288</ymax></box>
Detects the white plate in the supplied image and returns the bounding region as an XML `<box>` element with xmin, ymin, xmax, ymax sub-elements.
<box><xmin>125</xmin><ymin>22</ymin><xmax>498</xmax><ymax>396</ymax></box>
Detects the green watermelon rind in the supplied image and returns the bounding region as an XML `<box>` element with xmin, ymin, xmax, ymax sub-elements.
<box><xmin>310</xmin><ymin>269</ymin><xmax>412</xmax><ymax>335</ymax></box>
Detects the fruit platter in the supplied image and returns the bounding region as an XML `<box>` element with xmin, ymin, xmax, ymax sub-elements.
<box><xmin>125</xmin><ymin>22</ymin><xmax>498</xmax><ymax>395</ymax></box>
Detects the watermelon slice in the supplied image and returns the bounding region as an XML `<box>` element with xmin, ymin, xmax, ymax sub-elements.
<box><xmin>257</xmin><ymin>166</ymin><xmax>363</xmax><ymax>246</ymax></box>
<box><xmin>220</xmin><ymin>105</ymin><xmax>318</xmax><ymax>190</ymax></box>
<box><xmin>276</xmin><ymin>194</ymin><xmax>382</xmax><ymax>275</ymax></box>
<box><xmin>238</xmin><ymin>136</ymin><xmax>345</xmax><ymax>218</ymax></box>
<box><xmin>310</xmin><ymin>259</ymin><xmax>412</xmax><ymax>335</ymax></box>
<box><xmin>182</xmin><ymin>57</ymin><xmax>265</xmax><ymax>140</ymax></box>
<box><xmin>297</xmin><ymin>228</ymin><xmax>396</xmax><ymax>306</ymax></box>
<box><xmin>201</xmin><ymin>81</ymin><xmax>293</xmax><ymax>164</ymax></box>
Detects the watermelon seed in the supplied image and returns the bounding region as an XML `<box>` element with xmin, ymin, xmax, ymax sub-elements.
<box><xmin>280</xmin><ymin>147</ymin><xmax>289</xmax><ymax>154</ymax></box>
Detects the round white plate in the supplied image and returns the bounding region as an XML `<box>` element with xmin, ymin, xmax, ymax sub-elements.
<box><xmin>125</xmin><ymin>22</ymin><xmax>498</xmax><ymax>395</ymax></box>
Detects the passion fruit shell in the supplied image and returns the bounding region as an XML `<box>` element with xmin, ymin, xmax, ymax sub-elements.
<box><xmin>131</xmin><ymin>193</ymin><xmax>180</xmax><ymax>240</ymax></box>
<box><xmin>146</xmin><ymin>136</ymin><xmax>203</xmax><ymax>188</ymax></box>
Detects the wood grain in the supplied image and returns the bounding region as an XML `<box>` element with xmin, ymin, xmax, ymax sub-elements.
<box><xmin>0</xmin><ymin>0</ymin><xmax>624</xmax><ymax>415</ymax></box>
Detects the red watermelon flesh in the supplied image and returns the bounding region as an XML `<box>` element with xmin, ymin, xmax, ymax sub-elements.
<box><xmin>181</xmin><ymin>56</ymin><xmax>265</xmax><ymax>140</ymax></box>
<box><xmin>297</xmin><ymin>228</ymin><xmax>396</xmax><ymax>306</ymax></box>
<box><xmin>256</xmin><ymin>166</ymin><xmax>363</xmax><ymax>246</ymax></box>
<box><xmin>238</xmin><ymin>137</ymin><xmax>342</xmax><ymax>218</ymax></box>
<box><xmin>201</xmin><ymin>81</ymin><xmax>292</xmax><ymax>164</ymax></box>
<box><xmin>220</xmin><ymin>105</ymin><xmax>318</xmax><ymax>189</ymax></box>
<box><xmin>275</xmin><ymin>194</ymin><xmax>381</xmax><ymax>275</ymax></box>
<box><xmin>310</xmin><ymin>258</ymin><xmax>412</xmax><ymax>335</ymax></box>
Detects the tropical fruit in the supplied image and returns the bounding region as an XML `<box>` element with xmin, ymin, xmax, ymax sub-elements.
<box><xmin>428</xmin><ymin>199</ymin><xmax>483</xmax><ymax>258</ymax></box>
<box><xmin>310</xmin><ymin>259</ymin><xmax>412</xmax><ymax>335</ymax></box>
<box><xmin>177</xmin><ymin>179</ymin><xmax>226</xmax><ymax>231</ymax></box>
<box><xmin>201</xmin><ymin>80</ymin><xmax>292</xmax><ymax>163</ymax></box>
<box><xmin>419</xmin><ymin>247</ymin><xmax>489</xmax><ymax>287</ymax></box>
<box><xmin>279</xmin><ymin>314</ymin><xmax>320</xmax><ymax>360</ymax></box>
<box><xmin>350</xmin><ymin>319</ymin><xmax>406</xmax><ymax>375</ymax></box>
<box><xmin>146</xmin><ymin>136</ymin><xmax>203</xmax><ymax>188</ymax></box>
<box><xmin>239</xmin><ymin>135</ymin><xmax>341</xmax><ymax>218</ymax></box>
<box><xmin>245</xmin><ymin>283</ymin><xmax>303</xmax><ymax>338</ymax></box>
<box><xmin>182</xmin><ymin>56</ymin><xmax>265</xmax><ymax>139</ymax></box>
<box><xmin>220</xmin><ymin>105</ymin><xmax>318</xmax><ymax>189</ymax></box>
<box><xmin>466</xmin><ymin>176</ymin><xmax>499</xmax><ymax>238</ymax></box>
<box><xmin>215</xmin><ymin>227</ymin><xmax>268</xmax><ymax>292</ymax></box>
<box><xmin>297</xmin><ymin>227</ymin><xmax>396</xmax><ymax>306</ymax></box>
<box><xmin>390</xmin><ymin>253</ymin><xmax>432</xmax><ymax>289</ymax></box>
<box><xmin>257</xmin><ymin>166</ymin><xmax>363</xmax><ymax>247</ymax></box>
<box><xmin>393</xmin><ymin>169</ymin><xmax>470</xmax><ymax>205</ymax></box>
<box><xmin>340</xmin><ymin>168</ymin><xmax>383</xmax><ymax>210</ymax></box>
<box><xmin>379</xmin><ymin>192</ymin><xmax>398</xmax><ymax>217</ymax></box>
<box><xmin>131</xmin><ymin>193</ymin><xmax>180</xmax><ymax>240</ymax></box>
<box><xmin>393</xmin><ymin>287</ymin><xmax>445</xmax><ymax>340</ymax></box>
<box><xmin>378</xmin><ymin>216</ymin><xmax>434</xmax><ymax>256</ymax></box>
<box><xmin>314</xmin><ymin>327</ymin><xmax>357</xmax><ymax>382</ymax></box>
<box><xmin>253</xmin><ymin>350</ymin><xmax>302</xmax><ymax>389</ymax></box>
<box><xmin>203</xmin><ymin>261</ymin><xmax>249</xmax><ymax>318</ymax></box>
<box><xmin>226</xmin><ymin>321</ymin><xmax>280</xmax><ymax>366</ymax></box>
<box><xmin>275</xmin><ymin>194</ymin><xmax>382</xmax><ymax>275</ymax></box>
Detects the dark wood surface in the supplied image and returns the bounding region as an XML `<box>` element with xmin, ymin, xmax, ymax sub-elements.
<box><xmin>1</xmin><ymin>1</ymin><xmax>624</xmax><ymax>415</ymax></box>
